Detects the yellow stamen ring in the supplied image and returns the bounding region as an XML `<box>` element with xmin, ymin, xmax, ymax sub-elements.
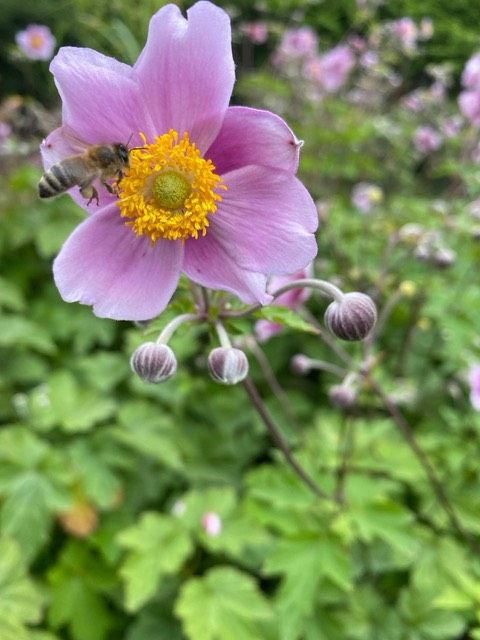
<box><xmin>117</xmin><ymin>130</ymin><xmax>225</xmax><ymax>242</ymax></box>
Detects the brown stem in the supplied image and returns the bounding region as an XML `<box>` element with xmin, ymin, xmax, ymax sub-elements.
<box><xmin>247</xmin><ymin>338</ymin><xmax>302</xmax><ymax>432</ymax></box>
<box><xmin>368</xmin><ymin>375</ymin><xmax>472</xmax><ymax>543</ymax></box>
<box><xmin>334</xmin><ymin>417</ymin><xmax>355</xmax><ymax>504</ymax></box>
<box><xmin>243</xmin><ymin>377</ymin><xmax>328</xmax><ymax>500</ymax></box>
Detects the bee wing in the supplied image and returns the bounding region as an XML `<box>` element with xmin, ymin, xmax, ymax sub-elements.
<box><xmin>61</xmin><ymin>125</ymin><xmax>92</xmax><ymax>154</ymax></box>
<box><xmin>41</xmin><ymin>125</ymin><xmax>89</xmax><ymax>170</ymax></box>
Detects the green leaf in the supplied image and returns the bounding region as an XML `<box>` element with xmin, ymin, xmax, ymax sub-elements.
<box><xmin>0</xmin><ymin>472</ymin><xmax>52</xmax><ymax>559</ymax></box>
<box><xmin>175</xmin><ymin>567</ymin><xmax>274</xmax><ymax>640</ymax></box>
<box><xmin>0</xmin><ymin>316</ymin><xmax>56</xmax><ymax>355</ymax></box>
<box><xmin>0</xmin><ymin>277</ymin><xmax>25</xmax><ymax>311</ymax></box>
<box><xmin>0</xmin><ymin>538</ymin><xmax>43</xmax><ymax>639</ymax></box>
<box><xmin>254</xmin><ymin>306</ymin><xmax>318</xmax><ymax>335</ymax></box>
<box><xmin>49</xmin><ymin>577</ymin><xmax>112</xmax><ymax>640</ymax></box>
<box><xmin>118</xmin><ymin>513</ymin><xmax>193</xmax><ymax>611</ymax></box>
<box><xmin>48</xmin><ymin>542</ymin><xmax>115</xmax><ymax>640</ymax></box>
<box><xmin>29</xmin><ymin>371</ymin><xmax>116</xmax><ymax>432</ymax></box>
<box><xmin>264</xmin><ymin>535</ymin><xmax>353</xmax><ymax>640</ymax></box>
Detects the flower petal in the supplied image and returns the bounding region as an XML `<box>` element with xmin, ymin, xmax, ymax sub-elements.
<box><xmin>53</xmin><ymin>206</ymin><xmax>183</xmax><ymax>320</ymax></box>
<box><xmin>50</xmin><ymin>47</ymin><xmax>154</xmax><ymax>144</ymax></box>
<box><xmin>183</xmin><ymin>233</ymin><xmax>272</xmax><ymax>304</ymax></box>
<box><xmin>134</xmin><ymin>2</ymin><xmax>234</xmax><ymax>152</ymax></box>
<box><xmin>40</xmin><ymin>126</ymin><xmax>116</xmax><ymax>213</ymax></box>
<box><xmin>212</xmin><ymin>166</ymin><xmax>318</xmax><ymax>274</ymax></box>
<box><xmin>206</xmin><ymin>107</ymin><xmax>301</xmax><ymax>175</ymax></box>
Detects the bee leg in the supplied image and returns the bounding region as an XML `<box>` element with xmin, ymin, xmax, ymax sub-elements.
<box><xmin>102</xmin><ymin>181</ymin><xmax>116</xmax><ymax>195</ymax></box>
<box><xmin>80</xmin><ymin>184</ymin><xmax>99</xmax><ymax>206</ymax></box>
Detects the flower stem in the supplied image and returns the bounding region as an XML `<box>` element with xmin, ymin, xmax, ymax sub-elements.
<box><xmin>221</xmin><ymin>278</ymin><xmax>344</xmax><ymax>318</ymax></box>
<box><xmin>246</xmin><ymin>337</ymin><xmax>301</xmax><ymax>431</ymax></box>
<box><xmin>157</xmin><ymin>313</ymin><xmax>198</xmax><ymax>344</ymax></box>
<box><xmin>243</xmin><ymin>377</ymin><xmax>328</xmax><ymax>500</ymax></box>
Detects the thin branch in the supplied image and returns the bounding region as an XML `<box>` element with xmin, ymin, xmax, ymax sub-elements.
<box><xmin>243</xmin><ymin>377</ymin><xmax>328</xmax><ymax>500</ymax></box>
<box><xmin>246</xmin><ymin>337</ymin><xmax>302</xmax><ymax>432</ymax></box>
<box><xmin>368</xmin><ymin>375</ymin><xmax>473</xmax><ymax>544</ymax></box>
<box><xmin>334</xmin><ymin>417</ymin><xmax>355</xmax><ymax>504</ymax></box>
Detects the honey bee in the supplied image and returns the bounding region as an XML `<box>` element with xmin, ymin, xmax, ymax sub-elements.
<box><xmin>38</xmin><ymin>142</ymin><xmax>130</xmax><ymax>205</ymax></box>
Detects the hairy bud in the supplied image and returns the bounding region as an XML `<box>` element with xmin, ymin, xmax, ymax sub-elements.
<box><xmin>324</xmin><ymin>293</ymin><xmax>377</xmax><ymax>341</ymax></box>
<box><xmin>130</xmin><ymin>342</ymin><xmax>177</xmax><ymax>383</ymax></box>
<box><xmin>433</xmin><ymin>247</ymin><xmax>456</xmax><ymax>268</ymax></box>
<box><xmin>208</xmin><ymin>347</ymin><xmax>249</xmax><ymax>385</ymax></box>
<box><xmin>328</xmin><ymin>384</ymin><xmax>357</xmax><ymax>409</ymax></box>
<box><xmin>291</xmin><ymin>354</ymin><xmax>312</xmax><ymax>375</ymax></box>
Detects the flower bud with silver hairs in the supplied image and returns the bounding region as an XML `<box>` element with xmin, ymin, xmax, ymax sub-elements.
<box><xmin>324</xmin><ymin>292</ymin><xmax>377</xmax><ymax>340</ymax></box>
<box><xmin>130</xmin><ymin>342</ymin><xmax>177</xmax><ymax>384</ymax></box>
<box><xmin>208</xmin><ymin>347</ymin><xmax>249</xmax><ymax>385</ymax></box>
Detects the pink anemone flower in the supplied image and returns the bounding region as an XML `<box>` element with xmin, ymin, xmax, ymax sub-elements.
<box><xmin>16</xmin><ymin>24</ymin><xmax>56</xmax><ymax>61</ymax></box>
<box><xmin>41</xmin><ymin>1</ymin><xmax>318</xmax><ymax>321</ymax></box>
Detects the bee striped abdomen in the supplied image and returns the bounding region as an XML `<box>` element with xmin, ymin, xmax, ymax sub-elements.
<box><xmin>38</xmin><ymin>161</ymin><xmax>78</xmax><ymax>198</ymax></box>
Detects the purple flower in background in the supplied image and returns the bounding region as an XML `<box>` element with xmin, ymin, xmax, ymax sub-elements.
<box><xmin>469</xmin><ymin>365</ymin><xmax>480</xmax><ymax>411</ymax></box>
<box><xmin>441</xmin><ymin>116</ymin><xmax>462</xmax><ymax>139</ymax></box>
<box><xmin>359</xmin><ymin>50</ymin><xmax>379</xmax><ymax>68</ymax></box>
<box><xmin>351</xmin><ymin>182</ymin><xmax>383</xmax><ymax>213</ymax></box>
<box><xmin>0</xmin><ymin>122</ymin><xmax>12</xmax><ymax>145</ymax></box>
<box><xmin>462</xmin><ymin>52</ymin><xmax>480</xmax><ymax>91</ymax></box>
<box><xmin>402</xmin><ymin>92</ymin><xmax>424</xmax><ymax>112</ymax></box>
<box><xmin>41</xmin><ymin>2</ymin><xmax>318</xmax><ymax>321</ymax></box>
<box><xmin>16</xmin><ymin>24</ymin><xmax>56</xmax><ymax>61</ymax></box>
<box><xmin>275</xmin><ymin>26</ymin><xmax>318</xmax><ymax>63</ymax></box>
<box><xmin>413</xmin><ymin>126</ymin><xmax>442</xmax><ymax>154</ymax></box>
<box><xmin>459</xmin><ymin>91</ymin><xmax>480</xmax><ymax>127</ymax></box>
<box><xmin>317</xmin><ymin>45</ymin><xmax>355</xmax><ymax>93</ymax></box>
<box><xmin>255</xmin><ymin>265</ymin><xmax>313</xmax><ymax>342</ymax></box>
<box><xmin>391</xmin><ymin>17</ymin><xmax>418</xmax><ymax>51</ymax></box>
<box><xmin>242</xmin><ymin>22</ymin><xmax>268</xmax><ymax>44</ymax></box>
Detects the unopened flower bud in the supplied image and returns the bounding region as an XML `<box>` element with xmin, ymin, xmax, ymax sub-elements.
<box><xmin>208</xmin><ymin>347</ymin><xmax>249</xmax><ymax>385</ymax></box>
<box><xmin>324</xmin><ymin>293</ymin><xmax>377</xmax><ymax>341</ymax></box>
<box><xmin>291</xmin><ymin>354</ymin><xmax>312</xmax><ymax>375</ymax></box>
<box><xmin>201</xmin><ymin>511</ymin><xmax>222</xmax><ymax>536</ymax></box>
<box><xmin>433</xmin><ymin>247</ymin><xmax>456</xmax><ymax>268</ymax></box>
<box><xmin>328</xmin><ymin>384</ymin><xmax>357</xmax><ymax>409</ymax></box>
<box><xmin>130</xmin><ymin>342</ymin><xmax>177</xmax><ymax>383</ymax></box>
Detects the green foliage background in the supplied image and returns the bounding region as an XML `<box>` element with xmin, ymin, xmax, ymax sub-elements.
<box><xmin>2</xmin><ymin>1</ymin><xmax>480</xmax><ymax>639</ymax></box>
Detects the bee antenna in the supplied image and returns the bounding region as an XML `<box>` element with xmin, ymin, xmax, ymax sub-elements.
<box><xmin>125</xmin><ymin>132</ymin><xmax>134</xmax><ymax>147</ymax></box>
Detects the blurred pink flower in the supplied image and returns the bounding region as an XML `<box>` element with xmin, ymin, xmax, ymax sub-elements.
<box><xmin>347</xmin><ymin>35</ymin><xmax>367</xmax><ymax>53</ymax></box>
<box><xmin>351</xmin><ymin>182</ymin><xmax>383</xmax><ymax>213</ymax></box>
<box><xmin>469</xmin><ymin>365</ymin><xmax>480</xmax><ymax>411</ymax></box>
<box><xmin>255</xmin><ymin>265</ymin><xmax>313</xmax><ymax>342</ymax></box>
<box><xmin>391</xmin><ymin>17</ymin><xmax>418</xmax><ymax>51</ymax></box>
<box><xmin>202</xmin><ymin>511</ymin><xmax>222</xmax><ymax>536</ymax></box>
<box><xmin>16</xmin><ymin>24</ymin><xmax>56</xmax><ymax>61</ymax></box>
<box><xmin>459</xmin><ymin>91</ymin><xmax>480</xmax><ymax>127</ymax></box>
<box><xmin>402</xmin><ymin>92</ymin><xmax>424</xmax><ymax>112</ymax></box>
<box><xmin>275</xmin><ymin>26</ymin><xmax>318</xmax><ymax>63</ymax></box>
<box><xmin>462</xmin><ymin>52</ymin><xmax>480</xmax><ymax>91</ymax></box>
<box><xmin>317</xmin><ymin>45</ymin><xmax>355</xmax><ymax>93</ymax></box>
<box><xmin>242</xmin><ymin>21</ymin><xmax>268</xmax><ymax>44</ymax></box>
<box><xmin>42</xmin><ymin>2</ymin><xmax>318</xmax><ymax>321</ymax></box>
<box><xmin>0</xmin><ymin>122</ymin><xmax>12</xmax><ymax>143</ymax></box>
<box><xmin>441</xmin><ymin>116</ymin><xmax>462</xmax><ymax>139</ymax></box>
<box><xmin>359</xmin><ymin>50</ymin><xmax>379</xmax><ymax>68</ymax></box>
<box><xmin>413</xmin><ymin>126</ymin><xmax>442</xmax><ymax>153</ymax></box>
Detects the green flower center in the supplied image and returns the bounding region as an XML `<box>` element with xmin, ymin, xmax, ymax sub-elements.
<box><xmin>152</xmin><ymin>170</ymin><xmax>192</xmax><ymax>210</ymax></box>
